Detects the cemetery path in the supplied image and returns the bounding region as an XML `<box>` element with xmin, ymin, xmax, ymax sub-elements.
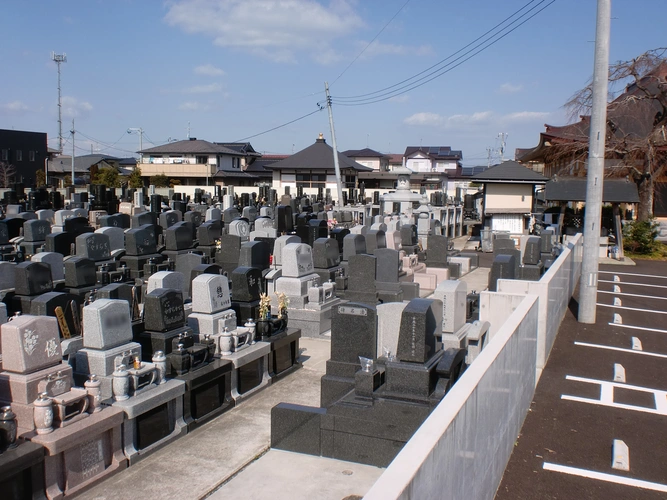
<box><xmin>78</xmin><ymin>338</ymin><xmax>382</xmax><ymax>500</ymax></box>
<box><xmin>496</xmin><ymin>260</ymin><xmax>667</xmax><ymax>500</ymax></box>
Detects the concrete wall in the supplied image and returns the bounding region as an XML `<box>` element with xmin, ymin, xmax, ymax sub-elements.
<box><xmin>496</xmin><ymin>233</ymin><xmax>583</xmax><ymax>378</ymax></box>
<box><xmin>365</xmin><ymin>294</ymin><xmax>539</xmax><ymax>500</ymax></box>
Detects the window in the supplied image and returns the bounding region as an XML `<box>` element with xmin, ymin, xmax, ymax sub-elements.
<box><xmin>296</xmin><ymin>173</ymin><xmax>326</xmax><ymax>189</ymax></box>
<box><xmin>196</xmin><ymin>155</ymin><xmax>208</xmax><ymax>164</ymax></box>
<box><xmin>1</xmin><ymin>150</ymin><xmax>7</xmax><ymax>161</ymax></box>
<box><xmin>29</xmin><ymin>151</ymin><xmax>35</xmax><ymax>162</ymax></box>
<box><xmin>232</xmin><ymin>157</ymin><xmax>240</xmax><ymax>169</ymax></box>
<box><xmin>15</xmin><ymin>150</ymin><xmax>22</xmax><ymax>162</ymax></box>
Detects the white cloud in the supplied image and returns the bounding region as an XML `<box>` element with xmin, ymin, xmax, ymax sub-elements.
<box><xmin>502</xmin><ymin>111</ymin><xmax>549</xmax><ymax>122</ymax></box>
<box><xmin>184</xmin><ymin>83</ymin><xmax>223</xmax><ymax>93</ymax></box>
<box><xmin>194</xmin><ymin>64</ymin><xmax>225</xmax><ymax>76</ymax></box>
<box><xmin>61</xmin><ymin>96</ymin><xmax>92</xmax><ymax>118</ymax></box>
<box><xmin>165</xmin><ymin>0</ymin><xmax>363</xmax><ymax>63</ymax></box>
<box><xmin>447</xmin><ymin>111</ymin><xmax>493</xmax><ymax>125</ymax></box>
<box><xmin>178</xmin><ymin>101</ymin><xmax>212</xmax><ymax>111</ymax></box>
<box><xmin>1</xmin><ymin>101</ymin><xmax>29</xmax><ymax>113</ymax></box>
<box><xmin>404</xmin><ymin>112</ymin><xmax>444</xmax><ymax>126</ymax></box>
<box><xmin>498</xmin><ymin>83</ymin><xmax>523</xmax><ymax>94</ymax></box>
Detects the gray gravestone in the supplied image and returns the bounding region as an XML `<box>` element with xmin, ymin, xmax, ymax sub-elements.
<box><xmin>396</xmin><ymin>298</ymin><xmax>441</xmax><ymax>363</ymax></box>
<box><xmin>191</xmin><ymin>274</ymin><xmax>231</xmax><ymax>314</ymax></box>
<box><xmin>82</xmin><ymin>299</ymin><xmax>132</xmax><ymax>349</ymax></box>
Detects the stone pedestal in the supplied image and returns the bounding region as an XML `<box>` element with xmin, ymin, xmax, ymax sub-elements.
<box><xmin>263</xmin><ymin>328</ymin><xmax>301</xmax><ymax>381</ymax></box>
<box><xmin>28</xmin><ymin>406</ymin><xmax>127</xmax><ymax>500</ymax></box>
<box><xmin>111</xmin><ymin>379</ymin><xmax>187</xmax><ymax>465</ymax></box>
<box><xmin>175</xmin><ymin>358</ymin><xmax>234</xmax><ymax>431</ymax></box>
<box><xmin>0</xmin><ymin>441</ymin><xmax>45</xmax><ymax>500</ymax></box>
<box><xmin>222</xmin><ymin>343</ymin><xmax>271</xmax><ymax>403</ymax></box>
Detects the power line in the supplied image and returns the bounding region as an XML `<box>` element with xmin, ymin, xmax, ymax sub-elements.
<box><xmin>232</xmin><ymin>107</ymin><xmax>325</xmax><ymax>142</ymax></box>
<box><xmin>333</xmin><ymin>0</ymin><xmax>554</xmax><ymax>105</ymax></box>
<box><xmin>330</xmin><ymin>0</ymin><xmax>412</xmax><ymax>87</ymax></box>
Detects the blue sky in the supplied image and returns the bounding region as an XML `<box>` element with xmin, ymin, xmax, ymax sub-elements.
<box><xmin>1</xmin><ymin>0</ymin><xmax>666</xmax><ymax>165</ymax></box>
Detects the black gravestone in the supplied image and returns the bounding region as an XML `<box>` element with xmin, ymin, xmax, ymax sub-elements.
<box><xmin>307</xmin><ymin>220</ymin><xmax>328</xmax><ymax>247</ymax></box>
<box><xmin>0</xmin><ymin>221</ymin><xmax>9</xmax><ymax>244</ymax></box>
<box><xmin>75</xmin><ymin>233</ymin><xmax>111</xmax><ymax>262</ymax></box>
<box><xmin>523</xmin><ymin>236</ymin><xmax>541</xmax><ymax>265</ymax></box>
<box><xmin>144</xmin><ymin>288</ymin><xmax>186</xmax><ymax>332</ymax></box>
<box><xmin>197</xmin><ymin>221</ymin><xmax>222</xmax><ymax>246</ymax></box>
<box><xmin>64</xmin><ymin>216</ymin><xmax>93</xmax><ymax>236</ymax></box>
<box><xmin>44</xmin><ymin>232</ymin><xmax>76</xmax><ymax>256</ymax></box>
<box><xmin>426</xmin><ymin>235</ymin><xmax>449</xmax><ymax>268</ymax></box>
<box><xmin>98</xmin><ymin>213</ymin><xmax>130</xmax><ymax>229</ymax></box>
<box><xmin>132</xmin><ymin>212</ymin><xmax>156</xmax><ymax>228</ymax></box>
<box><xmin>222</xmin><ymin>208</ymin><xmax>241</xmax><ymax>224</ymax></box>
<box><xmin>329</xmin><ymin>228</ymin><xmax>349</xmax><ymax>254</ymax></box>
<box><xmin>275</xmin><ymin>205</ymin><xmax>294</xmax><ymax>233</ymax></box>
<box><xmin>64</xmin><ymin>257</ymin><xmax>97</xmax><ymax>288</ymax></box>
<box><xmin>159</xmin><ymin>211</ymin><xmax>181</xmax><ymax>230</ymax></box>
<box><xmin>230</xmin><ymin>267</ymin><xmax>262</xmax><ymax>302</ymax></box>
<box><xmin>364</xmin><ymin>229</ymin><xmax>386</xmax><ymax>255</ymax></box>
<box><xmin>15</xmin><ymin>262</ymin><xmax>53</xmax><ymax>296</ymax></box>
<box><xmin>313</xmin><ymin>238</ymin><xmax>340</xmax><ymax>269</ymax></box>
<box><xmin>184</xmin><ymin>211</ymin><xmax>203</xmax><ymax>227</ymax></box>
<box><xmin>215</xmin><ymin>234</ymin><xmax>242</xmax><ymax>274</ymax></box>
<box><xmin>488</xmin><ymin>254</ymin><xmax>516</xmax><ymax>291</ymax></box>
<box><xmin>396</xmin><ymin>298</ymin><xmax>440</xmax><ymax>363</ymax></box>
<box><xmin>238</xmin><ymin>241</ymin><xmax>270</xmax><ymax>272</ymax></box>
<box><xmin>374</xmin><ymin>248</ymin><xmax>400</xmax><ymax>283</ymax></box>
<box><xmin>125</xmin><ymin>225</ymin><xmax>158</xmax><ymax>256</ymax></box>
<box><xmin>23</xmin><ymin>220</ymin><xmax>51</xmax><ymax>242</ymax></box>
<box><xmin>165</xmin><ymin>222</ymin><xmax>196</xmax><ymax>251</ymax></box>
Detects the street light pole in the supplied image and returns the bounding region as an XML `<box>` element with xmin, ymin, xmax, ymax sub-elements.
<box><xmin>127</xmin><ymin>127</ymin><xmax>144</xmax><ymax>163</ymax></box>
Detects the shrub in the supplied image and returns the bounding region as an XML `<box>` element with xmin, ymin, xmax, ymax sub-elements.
<box><xmin>623</xmin><ymin>218</ymin><xmax>659</xmax><ymax>254</ymax></box>
<box><xmin>149</xmin><ymin>174</ymin><xmax>169</xmax><ymax>188</ymax></box>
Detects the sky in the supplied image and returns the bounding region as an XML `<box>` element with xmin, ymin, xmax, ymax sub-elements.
<box><xmin>1</xmin><ymin>0</ymin><xmax>666</xmax><ymax>166</ymax></box>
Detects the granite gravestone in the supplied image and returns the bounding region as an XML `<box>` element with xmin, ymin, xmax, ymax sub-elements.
<box><xmin>395</xmin><ymin>298</ymin><xmax>440</xmax><ymax>363</ymax></box>
<box><xmin>312</xmin><ymin>238</ymin><xmax>340</xmax><ymax>269</ymax></box>
<box><xmin>344</xmin><ymin>254</ymin><xmax>377</xmax><ymax>304</ymax></box>
<box><xmin>75</xmin><ymin>233</ymin><xmax>112</xmax><ymax>262</ymax></box>
<box><xmin>64</xmin><ymin>257</ymin><xmax>96</xmax><ymax>288</ymax></box>
<box><xmin>239</xmin><ymin>241</ymin><xmax>271</xmax><ymax>272</ymax></box>
<box><xmin>144</xmin><ymin>288</ymin><xmax>186</xmax><ymax>333</ymax></box>
<box><xmin>426</xmin><ymin>235</ymin><xmax>450</xmax><ymax>268</ymax></box>
<box><xmin>342</xmin><ymin>234</ymin><xmax>366</xmax><ymax>261</ymax></box>
<box><xmin>523</xmin><ymin>236</ymin><xmax>541</xmax><ymax>265</ymax></box>
<box><xmin>197</xmin><ymin>221</ymin><xmax>222</xmax><ymax>246</ymax></box>
<box><xmin>272</xmin><ymin>235</ymin><xmax>301</xmax><ymax>267</ymax></box>
<box><xmin>230</xmin><ymin>267</ymin><xmax>262</xmax><ymax>303</ymax></box>
<box><xmin>364</xmin><ymin>229</ymin><xmax>386</xmax><ymax>255</ymax></box>
<box><xmin>488</xmin><ymin>254</ymin><xmax>516</xmax><ymax>291</ymax></box>
<box><xmin>31</xmin><ymin>252</ymin><xmax>64</xmax><ymax>281</ymax></box>
<box><xmin>165</xmin><ymin>222</ymin><xmax>196</xmax><ymax>251</ymax></box>
<box><xmin>82</xmin><ymin>299</ymin><xmax>133</xmax><ymax>350</ymax></box>
<box><xmin>216</xmin><ymin>234</ymin><xmax>242</xmax><ymax>275</ymax></box>
<box><xmin>14</xmin><ymin>262</ymin><xmax>53</xmax><ymax>296</ymax></box>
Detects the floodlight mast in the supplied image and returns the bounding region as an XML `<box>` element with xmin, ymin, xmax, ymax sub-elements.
<box><xmin>51</xmin><ymin>52</ymin><xmax>67</xmax><ymax>153</ymax></box>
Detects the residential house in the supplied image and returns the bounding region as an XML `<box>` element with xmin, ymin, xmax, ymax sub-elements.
<box><xmin>47</xmin><ymin>154</ymin><xmax>126</xmax><ymax>187</ymax></box>
<box><xmin>471</xmin><ymin>161</ymin><xmax>547</xmax><ymax>233</ymax></box>
<box><xmin>0</xmin><ymin>129</ymin><xmax>48</xmax><ymax>186</ymax></box>
<box><xmin>138</xmin><ymin>138</ymin><xmax>243</xmax><ymax>186</ymax></box>
<box><xmin>341</xmin><ymin>148</ymin><xmax>390</xmax><ymax>172</ymax></box>
<box><xmin>268</xmin><ymin>134</ymin><xmax>372</xmax><ymax>196</ymax></box>
<box><xmin>404</xmin><ymin>146</ymin><xmax>462</xmax><ymax>174</ymax></box>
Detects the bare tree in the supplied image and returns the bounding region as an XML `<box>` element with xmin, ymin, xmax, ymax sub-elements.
<box><xmin>554</xmin><ymin>48</ymin><xmax>667</xmax><ymax>221</ymax></box>
<box><xmin>0</xmin><ymin>162</ymin><xmax>17</xmax><ymax>188</ymax></box>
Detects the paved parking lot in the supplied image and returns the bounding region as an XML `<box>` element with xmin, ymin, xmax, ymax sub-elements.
<box><xmin>496</xmin><ymin>260</ymin><xmax>667</xmax><ymax>499</ymax></box>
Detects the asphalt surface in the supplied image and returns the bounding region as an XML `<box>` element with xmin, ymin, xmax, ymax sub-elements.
<box><xmin>496</xmin><ymin>260</ymin><xmax>667</xmax><ymax>500</ymax></box>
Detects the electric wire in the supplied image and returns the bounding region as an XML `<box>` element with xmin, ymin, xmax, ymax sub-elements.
<box><xmin>333</xmin><ymin>0</ymin><xmax>554</xmax><ymax>105</ymax></box>
<box><xmin>232</xmin><ymin>107</ymin><xmax>325</xmax><ymax>142</ymax></box>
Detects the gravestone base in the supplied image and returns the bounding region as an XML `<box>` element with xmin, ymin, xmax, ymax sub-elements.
<box><xmin>400</xmin><ymin>282</ymin><xmax>420</xmax><ymax>300</ymax></box>
<box><xmin>187</xmin><ymin>310</ymin><xmax>237</xmax><ymax>341</ymax></box>
<box><xmin>286</xmin><ymin>305</ymin><xmax>338</xmax><ymax>338</ymax></box>
<box><xmin>222</xmin><ymin>342</ymin><xmax>271</xmax><ymax>403</ymax></box>
<box><xmin>0</xmin><ymin>362</ymin><xmax>74</xmax><ymax>408</ymax></box>
<box><xmin>19</xmin><ymin>241</ymin><xmax>46</xmax><ymax>255</ymax></box>
<box><xmin>376</xmin><ymin>282</ymin><xmax>403</xmax><ymax>304</ymax></box>
<box><xmin>381</xmin><ymin>349</ymin><xmax>446</xmax><ymax>404</ymax></box>
<box><xmin>111</xmin><ymin>378</ymin><xmax>187</xmax><ymax>465</ymax></box>
<box><xmin>0</xmin><ymin>441</ymin><xmax>45</xmax><ymax>500</ymax></box>
<box><xmin>75</xmin><ymin>342</ymin><xmax>142</xmax><ymax>379</ymax></box>
<box><xmin>264</xmin><ymin>268</ymin><xmax>282</xmax><ymax>296</ymax></box>
<box><xmin>519</xmin><ymin>262</ymin><xmax>544</xmax><ymax>281</ymax></box>
<box><xmin>137</xmin><ymin>326</ymin><xmax>193</xmax><ymax>359</ymax></box>
<box><xmin>343</xmin><ymin>290</ymin><xmax>378</xmax><ymax>305</ymax></box>
<box><xmin>440</xmin><ymin>322</ymin><xmax>473</xmax><ymax>351</ymax></box>
<box><xmin>320</xmin><ymin>359</ymin><xmax>384</xmax><ymax>408</ymax></box>
<box><xmin>195</xmin><ymin>244</ymin><xmax>217</xmax><ymax>261</ymax></box>
<box><xmin>162</xmin><ymin>248</ymin><xmax>203</xmax><ymax>261</ymax></box>
<box><xmin>27</xmin><ymin>406</ymin><xmax>127</xmax><ymax>500</ymax></box>
<box><xmin>64</xmin><ymin>285</ymin><xmax>97</xmax><ymax>303</ymax></box>
<box><xmin>313</xmin><ymin>266</ymin><xmax>343</xmax><ymax>285</ymax></box>
<box><xmin>120</xmin><ymin>253</ymin><xmax>164</xmax><ymax>279</ymax></box>
<box><xmin>230</xmin><ymin>300</ymin><xmax>260</xmax><ymax>327</ymax></box>
<box><xmin>263</xmin><ymin>328</ymin><xmax>301</xmax><ymax>381</ymax></box>
<box><xmin>458</xmin><ymin>252</ymin><xmax>479</xmax><ymax>269</ymax></box>
<box><xmin>448</xmin><ymin>256</ymin><xmax>472</xmax><ymax>275</ymax></box>
<box><xmin>176</xmin><ymin>358</ymin><xmax>234</xmax><ymax>431</ymax></box>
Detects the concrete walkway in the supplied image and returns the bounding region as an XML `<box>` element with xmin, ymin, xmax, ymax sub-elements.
<box><xmin>80</xmin><ymin>338</ymin><xmax>383</xmax><ymax>500</ymax></box>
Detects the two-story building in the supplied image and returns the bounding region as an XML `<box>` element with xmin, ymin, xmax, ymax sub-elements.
<box><xmin>341</xmin><ymin>148</ymin><xmax>390</xmax><ymax>172</ymax></box>
<box><xmin>404</xmin><ymin>146</ymin><xmax>462</xmax><ymax>174</ymax></box>
<box><xmin>0</xmin><ymin>129</ymin><xmax>48</xmax><ymax>186</ymax></box>
<box><xmin>138</xmin><ymin>138</ymin><xmax>244</xmax><ymax>186</ymax></box>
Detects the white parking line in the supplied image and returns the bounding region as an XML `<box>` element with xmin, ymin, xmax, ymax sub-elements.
<box><xmin>599</xmin><ymin>270</ymin><xmax>667</xmax><ymax>280</ymax></box>
<box><xmin>574</xmin><ymin>341</ymin><xmax>667</xmax><ymax>359</ymax></box>
<box><xmin>599</xmin><ymin>290</ymin><xmax>667</xmax><ymax>301</ymax></box>
<box><xmin>608</xmin><ymin>323</ymin><xmax>667</xmax><ymax>334</ymax></box>
<box><xmin>599</xmin><ymin>280</ymin><xmax>667</xmax><ymax>289</ymax></box>
<box><xmin>543</xmin><ymin>462</ymin><xmax>667</xmax><ymax>493</ymax></box>
<box><xmin>597</xmin><ymin>303</ymin><xmax>667</xmax><ymax>315</ymax></box>
<box><xmin>562</xmin><ymin>375</ymin><xmax>667</xmax><ymax>415</ymax></box>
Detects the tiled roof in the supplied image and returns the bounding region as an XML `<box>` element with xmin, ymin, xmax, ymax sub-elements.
<box><xmin>48</xmin><ymin>155</ymin><xmax>119</xmax><ymax>173</ymax></box>
<box><xmin>471</xmin><ymin>160</ymin><xmax>547</xmax><ymax>183</ymax></box>
<box><xmin>387</xmin><ymin>154</ymin><xmax>403</xmax><ymax>164</ymax></box>
<box><xmin>404</xmin><ymin>146</ymin><xmax>462</xmax><ymax>160</ymax></box>
<box><xmin>139</xmin><ymin>139</ymin><xmax>239</xmax><ymax>155</ymax></box>
<box><xmin>544</xmin><ymin>177</ymin><xmax>639</xmax><ymax>203</ymax></box>
<box><xmin>214</xmin><ymin>142</ymin><xmax>261</xmax><ymax>156</ymax></box>
<box><xmin>268</xmin><ymin>137</ymin><xmax>372</xmax><ymax>172</ymax></box>
<box><xmin>342</xmin><ymin>148</ymin><xmax>388</xmax><ymax>158</ymax></box>
<box><xmin>213</xmin><ymin>170</ymin><xmax>261</xmax><ymax>179</ymax></box>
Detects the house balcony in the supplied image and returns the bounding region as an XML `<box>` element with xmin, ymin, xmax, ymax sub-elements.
<box><xmin>138</xmin><ymin>162</ymin><xmax>215</xmax><ymax>178</ymax></box>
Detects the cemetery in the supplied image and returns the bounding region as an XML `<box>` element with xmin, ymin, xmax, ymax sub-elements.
<box><xmin>0</xmin><ymin>179</ymin><xmax>584</xmax><ymax>499</ymax></box>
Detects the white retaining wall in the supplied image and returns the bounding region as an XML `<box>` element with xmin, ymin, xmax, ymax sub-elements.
<box><xmin>496</xmin><ymin>233</ymin><xmax>583</xmax><ymax>378</ymax></box>
<box><xmin>365</xmin><ymin>293</ymin><xmax>539</xmax><ymax>500</ymax></box>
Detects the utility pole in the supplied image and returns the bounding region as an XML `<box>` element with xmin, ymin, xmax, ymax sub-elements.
<box><xmin>51</xmin><ymin>52</ymin><xmax>67</xmax><ymax>153</ymax></box>
<box><xmin>324</xmin><ymin>82</ymin><xmax>344</xmax><ymax>206</ymax></box>
<box><xmin>579</xmin><ymin>0</ymin><xmax>611</xmax><ymax>324</ymax></box>
<box><xmin>486</xmin><ymin>147</ymin><xmax>492</xmax><ymax>168</ymax></box>
<box><xmin>498</xmin><ymin>132</ymin><xmax>508</xmax><ymax>162</ymax></box>
<box><xmin>127</xmin><ymin>128</ymin><xmax>144</xmax><ymax>163</ymax></box>
<box><xmin>70</xmin><ymin>119</ymin><xmax>75</xmax><ymax>187</ymax></box>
